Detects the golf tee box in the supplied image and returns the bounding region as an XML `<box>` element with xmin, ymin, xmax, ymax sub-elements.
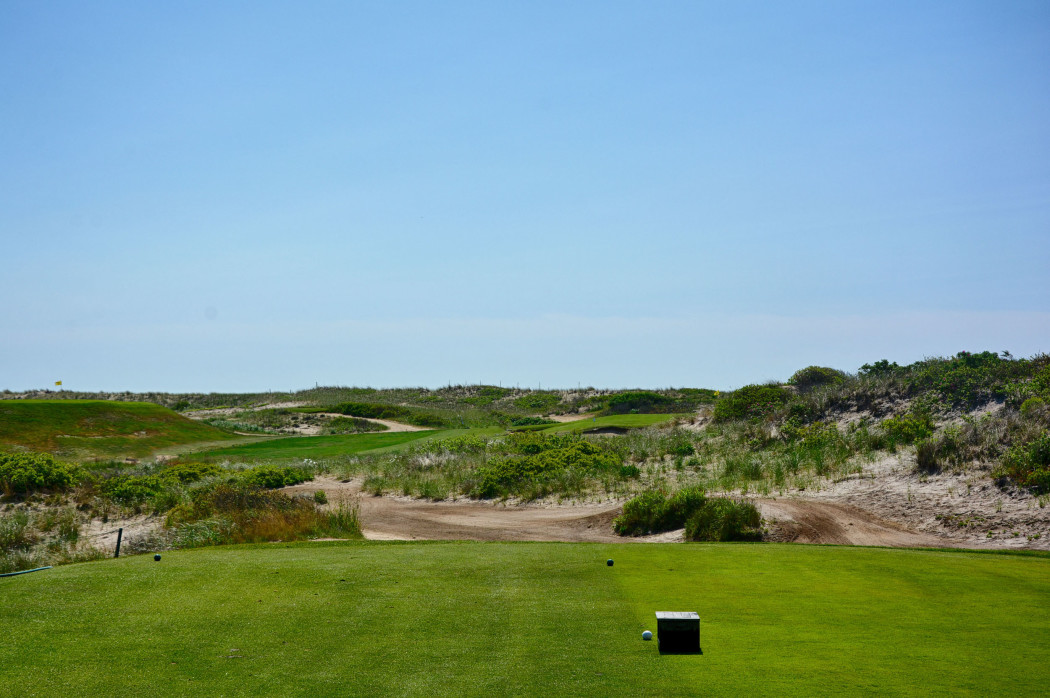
<box><xmin>655</xmin><ymin>612</ymin><xmax>700</xmax><ymax>654</ymax></box>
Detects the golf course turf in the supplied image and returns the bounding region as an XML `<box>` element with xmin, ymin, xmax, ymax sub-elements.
<box><xmin>3</xmin><ymin>542</ymin><xmax>1047</xmax><ymax>696</ymax></box>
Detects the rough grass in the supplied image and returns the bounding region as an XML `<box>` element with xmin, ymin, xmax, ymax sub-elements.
<box><xmin>1</xmin><ymin>542</ymin><xmax>1047</xmax><ymax>696</ymax></box>
<box><xmin>0</xmin><ymin>401</ymin><xmax>235</xmax><ymax>460</ymax></box>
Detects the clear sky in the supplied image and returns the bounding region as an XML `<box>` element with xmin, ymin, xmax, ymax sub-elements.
<box><xmin>2</xmin><ymin>1</ymin><xmax>1048</xmax><ymax>392</ymax></box>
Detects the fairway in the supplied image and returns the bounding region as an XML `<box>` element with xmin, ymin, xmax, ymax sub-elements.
<box><xmin>3</xmin><ymin>543</ymin><xmax>1047</xmax><ymax>696</ymax></box>
<box><xmin>195</xmin><ymin>427</ymin><xmax>506</xmax><ymax>461</ymax></box>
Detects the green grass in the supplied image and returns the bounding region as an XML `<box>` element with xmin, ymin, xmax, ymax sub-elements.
<box><xmin>2</xmin><ymin>542</ymin><xmax>1046</xmax><ymax>696</ymax></box>
<box><xmin>195</xmin><ymin>427</ymin><xmax>505</xmax><ymax>462</ymax></box>
<box><xmin>0</xmin><ymin>400</ymin><xmax>235</xmax><ymax>460</ymax></box>
<box><xmin>533</xmin><ymin>413</ymin><xmax>684</xmax><ymax>434</ymax></box>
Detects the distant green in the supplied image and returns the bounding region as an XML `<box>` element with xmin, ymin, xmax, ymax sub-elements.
<box><xmin>0</xmin><ymin>400</ymin><xmax>234</xmax><ymax>460</ymax></box>
<box><xmin>2</xmin><ymin>542</ymin><xmax>1046</xmax><ymax>696</ymax></box>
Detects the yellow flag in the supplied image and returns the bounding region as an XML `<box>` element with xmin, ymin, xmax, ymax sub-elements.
<box><xmin>55</xmin><ymin>381</ymin><xmax>62</xmax><ymax>386</ymax></box>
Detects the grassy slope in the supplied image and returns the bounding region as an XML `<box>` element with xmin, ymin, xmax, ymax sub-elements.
<box><xmin>3</xmin><ymin>543</ymin><xmax>1047</xmax><ymax>696</ymax></box>
<box><xmin>0</xmin><ymin>400</ymin><xmax>235</xmax><ymax>460</ymax></box>
<box><xmin>195</xmin><ymin>427</ymin><xmax>506</xmax><ymax>461</ymax></box>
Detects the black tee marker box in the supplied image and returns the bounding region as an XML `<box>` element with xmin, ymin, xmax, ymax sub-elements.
<box><xmin>655</xmin><ymin>611</ymin><xmax>701</xmax><ymax>654</ymax></box>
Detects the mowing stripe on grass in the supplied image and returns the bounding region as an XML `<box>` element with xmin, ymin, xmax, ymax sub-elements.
<box><xmin>2</xmin><ymin>542</ymin><xmax>1047</xmax><ymax>696</ymax></box>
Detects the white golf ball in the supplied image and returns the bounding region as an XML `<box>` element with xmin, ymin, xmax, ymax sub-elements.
<box><xmin>642</xmin><ymin>630</ymin><xmax>653</xmax><ymax>641</ymax></box>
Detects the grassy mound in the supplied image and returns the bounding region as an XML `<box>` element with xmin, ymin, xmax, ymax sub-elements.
<box><xmin>1</xmin><ymin>543</ymin><xmax>1047</xmax><ymax>695</ymax></box>
<box><xmin>0</xmin><ymin>400</ymin><xmax>236</xmax><ymax>460</ymax></box>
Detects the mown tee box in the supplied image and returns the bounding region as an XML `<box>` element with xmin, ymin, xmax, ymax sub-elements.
<box><xmin>655</xmin><ymin>611</ymin><xmax>700</xmax><ymax>653</ymax></box>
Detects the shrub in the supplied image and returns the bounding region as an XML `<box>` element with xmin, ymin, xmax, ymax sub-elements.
<box><xmin>613</xmin><ymin>487</ymin><xmax>708</xmax><ymax>536</ymax></box>
<box><xmin>159</xmin><ymin>462</ymin><xmax>224</xmax><ymax>484</ymax></box>
<box><xmin>881</xmin><ymin>413</ymin><xmax>934</xmax><ymax>446</ymax></box>
<box><xmin>0</xmin><ymin>453</ymin><xmax>81</xmax><ymax>495</ymax></box>
<box><xmin>1020</xmin><ymin>397</ymin><xmax>1046</xmax><ymax>418</ymax></box>
<box><xmin>0</xmin><ymin>510</ymin><xmax>35</xmax><ymax>551</ymax></box>
<box><xmin>996</xmin><ymin>432</ymin><xmax>1050</xmax><ymax>493</ymax></box>
<box><xmin>858</xmin><ymin>360</ymin><xmax>904</xmax><ymax>377</ymax></box>
<box><xmin>322</xmin><ymin>416</ymin><xmax>388</xmax><ymax>434</ymax></box>
<box><xmin>789</xmin><ymin>366</ymin><xmax>846</xmax><ymax>392</ymax></box>
<box><xmin>509</xmin><ymin>416</ymin><xmax>556</xmax><ymax>427</ymax></box>
<box><xmin>314</xmin><ymin>490</ymin><xmax>328</xmax><ymax>504</ymax></box>
<box><xmin>619</xmin><ymin>464</ymin><xmax>640</xmax><ymax>479</ymax></box>
<box><xmin>513</xmin><ymin>393</ymin><xmax>562</xmax><ymax>412</ymax></box>
<box><xmin>239</xmin><ymin>466</ymin><xmax>312</xmax><ymax>489</ymax></box>
<box><xmin>684</xmin><ymin>498</ymin><xmax>763</xmax><ymax>542</ymax></box>
<box><xmin>604</xmin><ymin>391</ymin><xmax>673</xmax><ymax>414</ymax></box>
<box><xmin>713</xmin><ymin>384</ymin><xmax>791</xmax><ymax>422</ymax></box>
<box><xmin>102</xmin><ymin>475</ymin><xmax>167</xmax><ymax>505</ymax></box>
<box><xmin>165</xmin><ymin>481</ymin><xmax>359</xmax><ymax>544</ymax></box>
<box><xmin>613</xmin><ymin>490</ymin><xmax>671</xmax><ymax>535</ymax></box>
<box><xmin>915</xmin><ymin>440</ymin><xmax>941</xmax><ymax>474</ymax></box>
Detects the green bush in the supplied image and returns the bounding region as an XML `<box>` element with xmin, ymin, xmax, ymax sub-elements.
<box><xmin>613</xmin><ymin>487</ymin><xmax>708</xmax><ymax>536</ymax></box>
<box><xmin>513</xmin><ymin>393</ymin><xmax>562</xmax><ymax>413</ymax></box>
<box><xmin>613</xmin><ymin>490</ymin><xmax>670</xmax><ymax>535</ymax></box>
<box><xmin>159</xmin><ymin>462</ymin><xmax>224</xmax><ymax>484</ymax></box>
<box><xmin>509</xmin><ymin>416</ymin><xmax>556</xmax><ymax>427</ymax></box>
<box><xmin>881</xmin><ymin>413</ymin><xmax>934</xmax><ymax>446</ymax></box>
<box><xmin>0</xmin><ymin>453</ymin><xmax>81</xmax><ymax>495</ymax></box>
<box><xmin>322</xmin><ymin>416</ymin><xmax>388</xmax><ymax>434</ymax></box>
<box><xmin>470</xmin><ymin>436</ymin><xmax>621</xmax><ymax>499</ymax></box>
<box><xmin>1020</xmin><ymin>397</ymin><xmax>1046</xmax><ymax>418</ymax></box>
<box><xmin>858</xmin><ymin>360</ymin><xmax>904</xmax><ymax>377</ymax></box>
<box><xmin>789</xmin><ymin>366</ymin><xmax>846</xmax><ymax>392</ymax></box>
<box><xmin>996</xmin><ymin>432</ymin><xmax>1050</xmax><ymax>493</ymax></box>
<box><xmin>713</xmin><ymin>384</ymin><xmax>791</xmax><ymax>422</ymax></box>
<box><xmin>907</xmin><ymin>351</ymin><xmax>1026</xmax><ymax>408</ymax></box>
<box><xmin>102</xmin><ymin>475</ymin><xmax>167</xmax><ymax>505</ymax></box>
<box><xmin>684</xmin><ymin>498</ymin><xmax>763</xmax><ymax>542</ymax></box>
<box><xmin>604</xmin><ymin>392</ymin><xmax>673</xmax><ymax>414</ymax></box>
<box><xmin>239</xmin><ymin>466</ymin><xmax>312</xmax><ymax>489</ymax></box>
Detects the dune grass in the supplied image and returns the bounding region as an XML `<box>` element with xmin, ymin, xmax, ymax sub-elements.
<box><xmin>0</xmin><ymin>400</ymin><xmax>235</xmax><ymax>460</ymax></box>
<box><xmin>2</xmin><ymin>542</ymin><xmax>1047</xmax><ymax>696</ymax></box>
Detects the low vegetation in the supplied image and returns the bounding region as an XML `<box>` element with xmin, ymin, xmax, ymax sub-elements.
<box><xmin>2</xmin><ymin>349</ymin><xmax>1048</xmax><ymax>571</ymax></box>
<box><xmin>0</xmin><ymin>456</ymin><xmax>358</xmax><ymax>572</ymax></box>
<box><xmin>613</xmin><ymin>487</ymin><xmax>762</xmax><ymax>541</ymax></box>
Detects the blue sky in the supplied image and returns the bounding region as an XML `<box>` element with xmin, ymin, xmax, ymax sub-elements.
<box><xmin>2</xmin><ymin>1</ymin><xmax>1048</xmax><ymax>392</ymax></box>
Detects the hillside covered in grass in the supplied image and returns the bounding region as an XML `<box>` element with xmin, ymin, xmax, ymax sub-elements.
<box><xmin>0</xmin><ymin>400</ymin><xmax>237</xmax><ymax>460</ymax></box>
<box><xmin>5</xmin><ymin>385</ymin><xmax>717</xmax><ymax>431</ymax></box>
